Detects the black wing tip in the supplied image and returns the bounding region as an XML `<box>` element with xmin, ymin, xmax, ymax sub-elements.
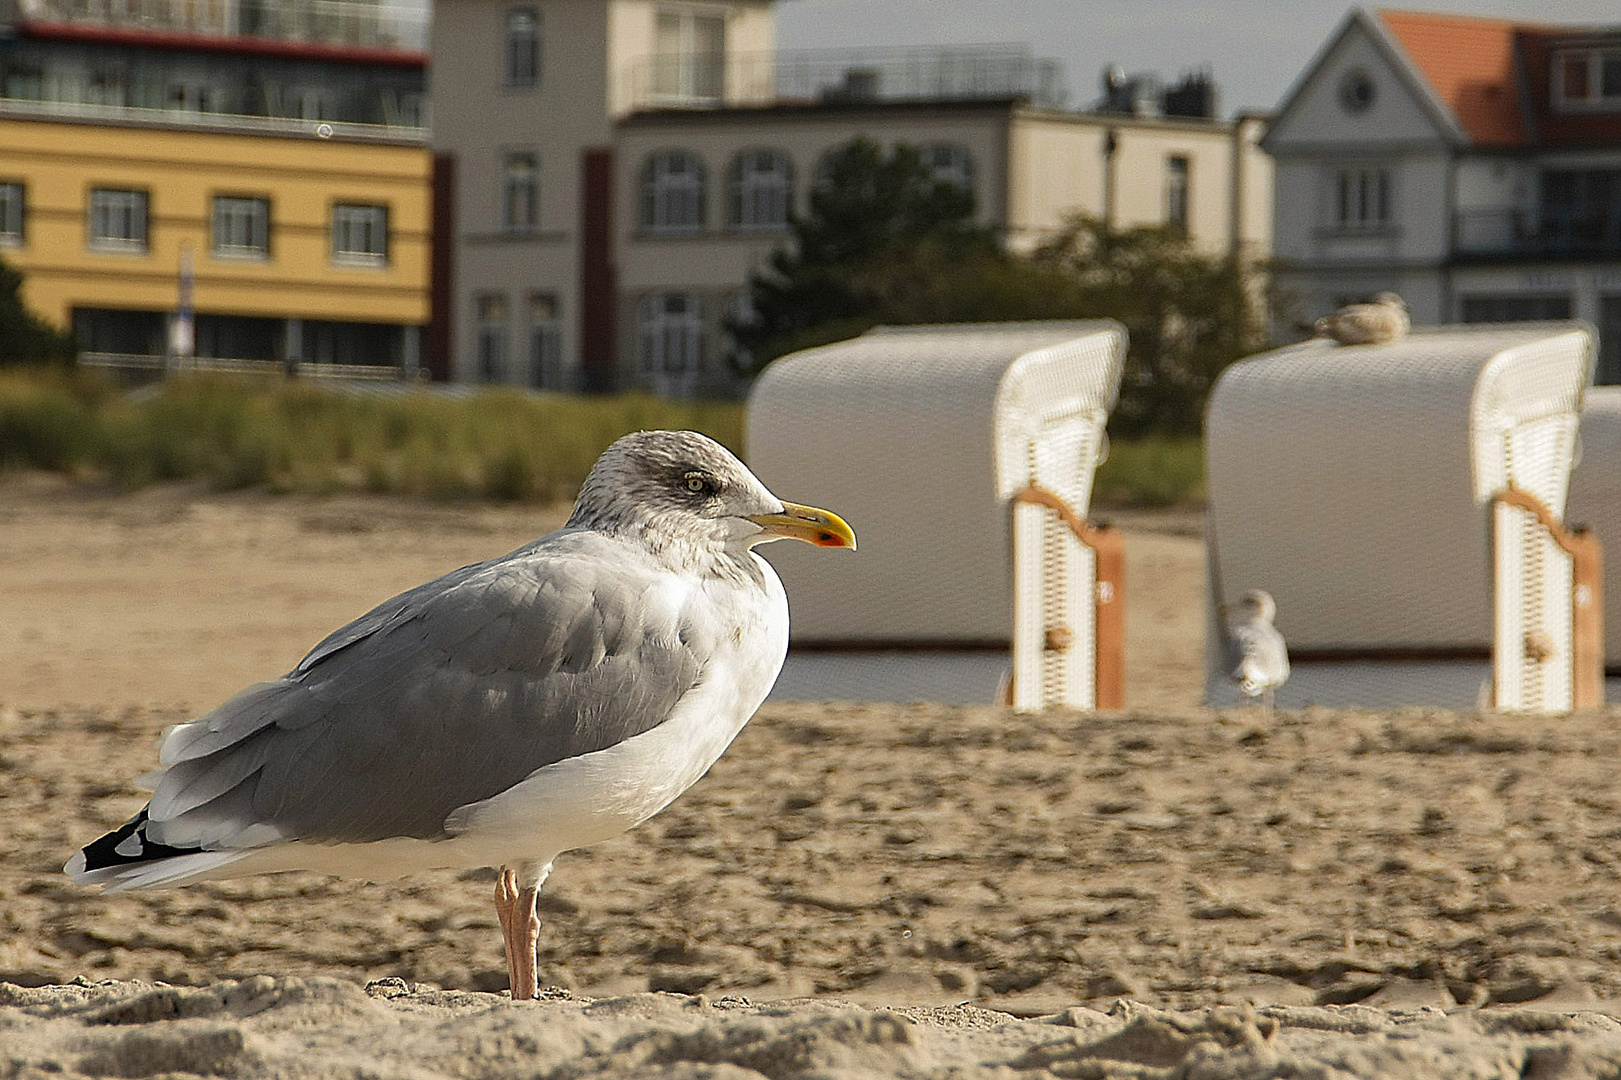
<box><xmin>74</xmin><ymin>808</ymin><xmax>202</xmax><ymax>874</ymax></box>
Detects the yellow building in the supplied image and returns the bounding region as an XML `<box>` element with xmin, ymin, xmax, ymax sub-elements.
<box><xmin>0</xmin><ymin>2</ymin><xmax>432</xmax><ymax>372</ymax></box>
<box><xmin>0</xmin><ymin>113</ymin><xmax>430</xmax><ymax>369</ymax></box>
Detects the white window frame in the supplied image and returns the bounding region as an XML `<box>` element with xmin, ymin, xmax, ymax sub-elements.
<box><xmin>642</xmin><ymin>152</ymin><xmax>706</xmax><ymax>233</ymax></box>
<box><xmin>1332</xmin><ymin>165</ymin><xmax>1390</xmax><ymax>232</ymax></box>
<box><xmin>728</xmin><ymin>149</ymin><xmax>792</xmax><ymax>231</ymax></box>
<box><xmin>331</xmin><ymin>203</ymin><xmax>388</xmax><ymax>266</ymax></box>
<box><xmin>921</xmin><ymin>144</ymin><xmax>974</xmax><ymax>193</ymax></box>
<box><xmin>528</xmin><ymin>292</ymin><xmax>565</xmax><ymax>389</ymax></box>
<box><xmin>651</xmin><ymin>8</ymin><xmax>725</xmax><ymax>105</ymax></box>
<box><xmin>0</xmin><ymin>181</ymin><xmax>23</xmax><ymax>246</ymax></box>
<box><xmin>505</xmin><ymin>7</ymin><xmax>541</xmax><ymax>89</ymax></box>
<box><xmin>211</xmin><ymin>195</ymin><xmax>269</xmax><ymax>259</ymax></box>
<box><xmin>88</xmin><ymin>188</ymin><xmax>148</xmax><ymax>253</ymax></box>
<box><xmin>638</xmin><ymin>292</ymin><xmax>704</xmax><ymax>396</ymax></box>
<box><xmin>476</xmin><ymin>293</ymin><xmax>510</xmax><ymax>382</ymax></box>
<box><xmin>1165</xmin><ymin>154</ymin><xmax>1190</xmax><ymax>233</ymax></box>
<box><xmin>1554</xmin><ymin>48</ymin><xmax>1621</xmax><ymax>110</ymax></box>
<box><xmin>503</xmin><ymin>152</ymin><xmax>539</xmax><ymax>234</ymax></box>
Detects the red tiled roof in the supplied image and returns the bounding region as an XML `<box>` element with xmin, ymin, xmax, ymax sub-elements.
<box><xmin>1377</xmin><ymin>9</ymin><xmax>1527</xmax><ymax>148</ymax></box>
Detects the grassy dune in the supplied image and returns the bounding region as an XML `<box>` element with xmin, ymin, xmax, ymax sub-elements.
<box><xmin>0</xmin><ymin>367</ymin><xmax>1202</xmax><ymax>506</ymax></box>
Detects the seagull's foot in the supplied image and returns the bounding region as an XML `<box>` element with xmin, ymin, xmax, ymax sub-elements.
<box><xmin>494</xmin><ymin>865</ymin><xmax>539</xmax><ymax>1001</ymax></box>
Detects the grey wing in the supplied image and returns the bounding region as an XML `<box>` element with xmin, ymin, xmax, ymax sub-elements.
<box><xmin>143</xmin><ymin>535</ymin><xmax>705</xmax><ymax>850</ymax></box>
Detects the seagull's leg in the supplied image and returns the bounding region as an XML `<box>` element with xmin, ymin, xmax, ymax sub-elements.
<box><xmin>1263</xmin><ymin>686</ymin><xmax>1275</xmax><ymax>719</ymax></box>
<box><xmin>494</xmin><ymin>865</ymin><xmax>539</xmax><ymax>1000</ymax></box>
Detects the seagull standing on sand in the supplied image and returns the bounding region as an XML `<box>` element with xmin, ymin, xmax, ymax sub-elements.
<box><xmin>66</xmin><ymin>430</ymin><xmax>855</xmax><ymax>1000</ymax></box>
<box><xmin>1314</xmin><ymin>292</ymin><xmax>1410</xmax><ymax>345</ymax></box>
<box><xmin>1225</xmin><ymin>589</ymin><xmax>1289</xmax><ymax>713</ymax></box>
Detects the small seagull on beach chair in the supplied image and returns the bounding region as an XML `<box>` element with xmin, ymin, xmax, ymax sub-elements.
<box><xmin>1314</xmin><ymin>292</ymin><xmax>1409</xmax><ymax>346</ymax></box>
<box><xmin>1225</xmin><ymin>589</ymin><xmax>1289</xmax><ymax>714</ymax></box>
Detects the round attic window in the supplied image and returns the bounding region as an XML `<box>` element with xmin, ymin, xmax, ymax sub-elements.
<box><xmin>1339</xmin><ymin>69</ymin><xmax>1376</xmax><ymax>113</ymax></box>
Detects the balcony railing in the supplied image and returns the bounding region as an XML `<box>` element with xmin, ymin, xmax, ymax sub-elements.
<box><xmin>15</xmin><ymin>0</ymin><xmax>428</xmax><ymax>52</ymax></box>
<box><xmin>626</xmin><ymin>44</ymin><xmax>1067</xmax><ymax>113</ymax></box>
<box><xmin>0</xmin><ymin>95</ymin><xmax>427</xmax><ymax>142</ymax></box>
<box><xmin>1455</xmin><ymin>206</ymin><xmax>1621</xmax><ymax>257</ymax></box>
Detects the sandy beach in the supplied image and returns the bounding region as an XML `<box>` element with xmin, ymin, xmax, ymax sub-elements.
<box><xmin>5</xmin><ymin>474</ymin><xmax>1621</xmax><ymax>1077</ymax></box>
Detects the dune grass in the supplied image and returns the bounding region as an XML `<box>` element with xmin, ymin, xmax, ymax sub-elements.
<box><xmin>1093</xmin><ymin>434</ymin><xmax>1204</xmax><ymax>508</ymax></box>
<box><xmin>0</xmin><ymin>367</ymin><xmax>1204</xmax><ymax>506</ymax></box>
<box><xmin>0</xmin><ymin>368</ymin><xmax>744</xmax><ymax>502</ymax></box>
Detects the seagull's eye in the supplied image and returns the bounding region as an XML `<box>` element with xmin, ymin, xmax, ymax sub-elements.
<box><xmin>682</xmin><ymin>472</ymin><xmax>717</xmax><ymax>496</ymax></box>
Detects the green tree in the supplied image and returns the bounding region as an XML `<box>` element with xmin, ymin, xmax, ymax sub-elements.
<box><xmin>0</xmin><ymin>256</ymin><xmax>75</xmax><ymax>366</ymax></box>
<box><xmin>734</xmin><ymin>140</ymin><xmax>1264</xmax><ymax>434</ymax></box>
<box><xmin>733</xmin><ymin>137</ymin><xmax>1066</xmax><ymax>368</ymax></box>
<box><xmin>1033</xmin><ymin>216</ymin><xmax>1265</xmax><ymax>436</ymax></box>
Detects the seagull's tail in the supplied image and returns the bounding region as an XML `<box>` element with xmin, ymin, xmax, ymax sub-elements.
<box><xmin>65</xmin><ymin>808</ymin><xmax>251</xmax><ymax>891</ymax></box>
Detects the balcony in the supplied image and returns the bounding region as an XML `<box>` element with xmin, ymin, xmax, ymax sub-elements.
<box><xmin>625</xmin><ymin>44</ymin><xmax>1067</xmax><ymax>113</ymax></box>
<box><xmin>13</xmin><ymin>0</ymin><xmax>428</xmax><ymax>53</ymax></box>
<box><xmin>1455</xmin><ymin>206</ymin><xmax>1621</xmax><ymax>259</ymax></box>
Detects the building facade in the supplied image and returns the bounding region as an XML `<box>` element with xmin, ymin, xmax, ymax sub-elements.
<box><xmin>430</xmin><ymin>0</ymin><xmax>1272</xmax><ymax>397</ymax></box>
<box><xmin>0</xmin><ymin>0</ymin><xmax>432</xmax><ymax>373</ymax></box>
<box><xmin>1266</xmin><ymin>8</ymin><xmax>1621</xmax><ymax>383</ymax></box>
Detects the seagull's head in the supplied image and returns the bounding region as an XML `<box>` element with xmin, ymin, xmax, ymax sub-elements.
<box><xmin>1237</xmin><ymin>589</ymin><xmax>1276</xmax><ymax>624</ymax></box>
<box><xmin>569</xmin><ymin>430</ymin><xmax>855</xmax><ymax>564</ymax></box>
<box><xmin>1372</xmin><ymin>291</ymin><xmax>1407</xmax><ymax>310</ymax></box>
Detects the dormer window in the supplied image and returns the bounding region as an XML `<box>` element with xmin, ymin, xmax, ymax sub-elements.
<box><xmin>1555</xmin><ymin>49</ymin><xmax>1621</xmax><ymax>110</ymax></box>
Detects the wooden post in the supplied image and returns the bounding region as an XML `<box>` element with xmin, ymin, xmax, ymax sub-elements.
<box><xmin>1009</xmin><ymin>485</ymin><xmax>1127</xmax><ymax>710</ymax></box>
<box><xmin>1491</xmin><ymin>487</ymin><xmax>1606</xmax><ymax>711</ymax></box>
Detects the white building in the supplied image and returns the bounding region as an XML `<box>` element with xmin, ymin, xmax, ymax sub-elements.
<box><xmin>429</xmin><ymin>0</ymin><xmax>1272</xmax><ymax>395</ymax></box>
<box><xmin>1266</xmin><ymin>8</ymin><xmax>1621</xmax><ymax>383</ymax></box>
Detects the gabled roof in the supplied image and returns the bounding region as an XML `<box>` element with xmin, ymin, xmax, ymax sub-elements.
<box><xmin>1377</xmin><ymin>10</ymin><xmax>1526</xmax><ymax>148</ymax></box>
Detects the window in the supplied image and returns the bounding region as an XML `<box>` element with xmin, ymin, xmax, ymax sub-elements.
<box><xmin>505</xmin><ymin>8</ymin><xmax>540</xmax><ymax>89</ymax></box>
<box><xmin>503</xmin><ymin>153</ymin><xmax>539</xmax><ymax>234</ymax></box>
<box><xmin>652</xmin><ymin>9</ymin><xmax>724</xmax><ymax>104</ymax></box>
<box><xmin>728</xmin><ymin>150</ymin><xmax>792</xmax><ymax>231</ymax></box>
<box><xmin>528</xmin><ymin>293</ymin><xmax>565</xmax><ymax>389</ymax></box>
<box><xmin>477</xmin><ymin>293</ymin><xmax>509</xmax><ymax>381</ymax></box>
<box><xmin>331</xmin><ymin>203</ymin><xmax>387</xmax><ymax>266</ymax></box>
<box><xmin>922</xmin><ymin>144</ymin><xmax>974</xmax><ymax>192</ymax></box>
<box><xmin>0</xmin><ymin>182</ymin><xmax>23</xmax><ymax>245</ymax></box>
<box><xmin>1460</xmin><ymin>294</ymin><xmax>1573</xmax><ymax>323</ymax></box>
<box><xmin>642</xmin><ymin>152</ymin><xmax>706</xmax><ymax>233</ymax></box>
<box><xmin>89</xmin><ymin>188</ymin><xmax>148</xmax><ymax>253</ymax></box>
<box><xmin>1333</xmin><ymin>166</ymin><xmax>1389</xmax><ymax>231</ymax></box>
<box><xmin>212</xmin><ymin>196</ymin><xmax>269</xmax><ymax>259</ymax></box>
<box><xmin>638</xmin><ymin>292</ymin><xmax>704</xmax><ymax>396</ymax></box>
<box><xmin>1165</xmin><ymin>155</ymin><xmax>1190</xmax><ymax>234</ymax></box>
<box><xmin>1555</xmin><ymin>50</ymin><xmax>1621</xmax><ymax>109</ymax></box>
<box><xmin>1541</xmin><ymin>170</ymin><xmax>1621</xmax><ymax>254</ymax></box>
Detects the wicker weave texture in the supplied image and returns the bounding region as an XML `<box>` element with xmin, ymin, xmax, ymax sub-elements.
<box><xmin>746</xmin><ymin>321</ymin><xmax>1125</xmax><ymax>644</ymax></box>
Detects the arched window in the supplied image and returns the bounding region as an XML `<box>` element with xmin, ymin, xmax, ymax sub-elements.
<box><xmin>728</xmin><ymin>150</ymin><xmax>792</xmax><ymax>231</ymax></box>
<box><xmin>505</xmin><ymin>8</ymin><xmax>540</xmax><ymax>88</ymax></box>
<box><xmin>638</xmin><ymin>292</ymin><xmax>704</xmax><ymax>396</ymax></box>
<box><xmin>641</xmin><ymin>152</ymin><xmax>706</xmax><ymax>233</ymax></box>
<box><xmin>921</xmin><ymin>144</ymin><xmax>974</xmax><ymax>192</ymax></box>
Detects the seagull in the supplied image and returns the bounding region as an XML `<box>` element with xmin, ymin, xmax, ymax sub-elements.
<box><xmin>1314</xmin><ymin>292</ymin><xmax>1409</xmax><ymax>345</ymax></box>
<box><xmin>65</xmin><ymin>430</ymin><xmax>855</xmax><ymax>1000</ymax></box>
<box><xmin>1224</xmin><ymin>589</ymin><xmax>1289</xmax><ymax>713</ymax></box>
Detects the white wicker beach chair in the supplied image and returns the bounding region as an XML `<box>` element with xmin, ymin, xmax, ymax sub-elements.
<box><xmin>1568</xmin><ymin>386</ymin><xmax>1621</xmax><ymax>682</ymax></box>
<box><xmin>1205</xmin><ymin>323</ymin><xmax>1595</xmax><ymax>713</ymax></box>
<box><xmin>746</xmin><ymin>321</ymin><xmax>1126</xmax><ymax>708</ymax></box>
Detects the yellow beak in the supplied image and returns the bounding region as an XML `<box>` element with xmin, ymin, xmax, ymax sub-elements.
<box><xmin>746</xmin><ymin>501</ymin><xmax>856</xmax><ymax>549</ymax></box>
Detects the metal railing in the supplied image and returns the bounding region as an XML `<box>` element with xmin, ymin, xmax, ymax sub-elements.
<box><xmin>0</xmin><ymin>96</ymin><xmax>427</xmax><ymax>142</ymax></box>
<box><xmin>81</xmin><ymin>352</ymin><xmax>411</xmax><ymax>380</ymax></box>
<box><xmin>15</xmin><ymin>0</ymin><xmax>429</xmax><ymax>51</ymax></box>
<box><xmin>1455</xmin><ymin>206</ymin><xmax>1621</xmax><ymax>257</ymax></box>
<box><xmin>626</xmin><ymin>44</ymin><xmax>1067</xmax><ymax>112</ymax></box>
